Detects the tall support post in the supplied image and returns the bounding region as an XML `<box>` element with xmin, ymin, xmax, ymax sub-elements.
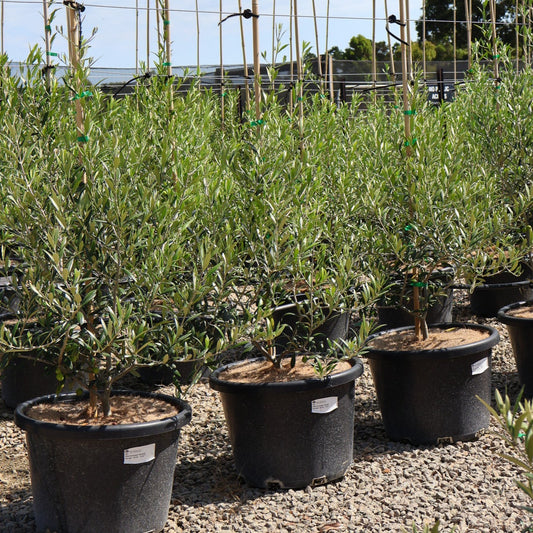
<box><xmin>219</xmin><ymin>0</ymin><xmax>224</xmax><ymax>124</ymax></box>
<box><xmin>293</xmin><ymin>0</ymin><xmax>303</xmax><ymax>132</ymax></box>
<box><xmin>196</xmin><ymin>0</ymin><xmax>200</xmax><ymax>80</ymax></box>
<box><xmin>238</xmin><ymin>0</ymin><xmax>250</xmax><ymax>110</ymax></box>
<box><xmin>311</xmin><ymin>0</ymin><xmax>323</xmax><ymax>92</ymax></box>
<box><xmin>372</xmin><ymin>0</ymin><xmax>377</xmax><ymax>101</ymax></box>
<box><xmin>465</xmin><ymin>0</ymin><xmax>472</xmax><ymax>70</ymax></box>
<box><xmin>43</xmin><ymin>0</ymin><xmax>53</xmax><ymax>89</ymax></box>
<box><xmin>135</xmin><ymin>0</ymin><xmax>139</xmax><ymax>74</ymax></box>
<box><xmin>252</xmin><ymin>0</ymin><xmax>261</xmax><ymax>119</ymax></box>
<box><xmin>422</xmin><ymin>0</ymin><xmax>426</xmax><ymax>79</ymax></box>
<box><xmin>453</xmin><ymin>0</ymin><xmax>457</xmax><ymax>82</ymax></box>
<box><xmin>325</xmin><ymin>0</ymin><xmax>332</xmax><ymax>100</ymax></box>
<box><xmin>146</xmin><ymin>0</ymin><xmax>150</xmax><ymax>71</ymax></box>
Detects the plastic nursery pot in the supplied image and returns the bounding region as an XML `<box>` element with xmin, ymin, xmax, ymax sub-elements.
<box><xmin>138</xmin><ymin>358</ymin><xmax>208</xmax><ymax>386</ymax></box>
<box><xmin>497</xmin><ymin>301</ymin><xmax>533</xmax><ymax>398</ymax></box>
<box><xmin>470</xmin><ymin>268</ymin><xmax>533</xmax><ymax>318</ymax></box>
<box><xmin>272</xmin><ymin>301</ymin><xmax>350</xmax><ymax>351</ymax></box>
<box><xmin>1</xmin><ymin>356</ymin><xmax>59</xmax><ymax>409</ymax></box>
<box><xmin>209</xmin><ymin>357</ymin><xmax>363</xmax><ymax>489</ymax></box>
<box><xmin>365</xmin><ymin>323</ymin><xmax>500</xmax><ymax>445</ymax></box>
<box><xmin>15</xmin><ymin>390</ymin><xmax>192</xmax><ymax>533</ymax></box>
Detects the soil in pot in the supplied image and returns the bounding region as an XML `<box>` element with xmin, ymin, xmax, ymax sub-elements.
<box><xmin>15</xmin><ymin>390</ymin><xmax>192</xmax><ymax>533</ymax></box>
<box><xmin>498</xmin><ymin>301</ymin><xmax>533</xmax><ymax>397</ymax></box>
<box><xmin>366</xmin><ymin>323</ymin><xmax>500</xmax><ymax>445</ymax></box>
<box><xmin>209</xmin><ymin>355</ymin><xmax>363</xmax><ymax>489</ymax></box>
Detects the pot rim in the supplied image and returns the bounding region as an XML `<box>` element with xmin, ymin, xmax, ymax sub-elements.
<box><xmin>365</xmin><ymin>322</ymin><xmax>500</xmax><ymax>360</ymax></box>
<box><xmin>209</xmin><ymin>356</ymin><xmax>363</xmax><ymax>393</ymax></box>
<box><xmin>497</xmin><ymin>300</ymin><xmax>533</xmax><ymax>326</ymax></box>
<box><xmin>14</xmin><ymin>389</ymin><xmax>192</xmax><ymax>439</ymax></box>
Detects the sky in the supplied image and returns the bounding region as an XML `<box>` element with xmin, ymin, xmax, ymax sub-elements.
<box><xmin>1</xmin><ymin>1</ymin><xmax>424</xmax><ymax>69</ymax></box>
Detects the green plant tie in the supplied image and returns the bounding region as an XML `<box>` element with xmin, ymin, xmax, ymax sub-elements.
<box><xmin>72</xmin><ymin>91</ymin><xmax>93</xmax><ymax>100</ymax></box>
<box><xmin>162</xmin><ymin>62</ymin><xmax>171</xmax><ymax>67</ymax></box>
<box><xmin>46</xmin><ymin>51</ymin><xmax>58</xmax><ymax>57</ymax></box>
<box><xmin>409</xmin><ymin>280</ymin><xmax>427</xmax><ymax>288</ymax></box>
<box><xmin>221</xmin><ymin>92</ymin><xmax>228</xmax><ymax>97</ymax></box>
<box><xmin>404</xmin><ymin>224</ymin><xmax>413</xmax><ymax>231</ymax></box>
<box><xmin>45</xmin><ymin>25</ymin><xmax>52</xmax><ymax>31</ymax></box>
<box><xmin>249</xmin><ymin>119</ymin><xmax>264</xmax><ymax>127</ymax></box>
<box><xmin>77</xmin><ymin>135</ymin><xmax>89</xmax><ymax>143</ymax></box>
<box><xmin>163</xmin><ymin>19</ymin><xmax>170</xmax><ymax>26</ymax></box>
<box><xmin>492</xmin><ymin>54</ymin><xmax>500</xmax><ymax>59</ymax></box>
<box><xmin>403</xmin><ymin>109</ymin><xmax>416</xmax><ymax>115</ymax></box>
<box><xmin>404</xmin><ymin>138</ymin><xmax>417</xmax><ymax>147</ymax></box>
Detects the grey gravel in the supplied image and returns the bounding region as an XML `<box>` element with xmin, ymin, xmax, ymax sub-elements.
<box><xmin>1</xmin><ymin>291</ymin><xmax>532</xmax><ymax>532</ymax></box>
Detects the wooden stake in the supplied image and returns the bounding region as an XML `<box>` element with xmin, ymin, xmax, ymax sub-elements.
<box><xmin>384</xmin><ymin>0</ymin><xmax>396</xmax><ymax>83</ymax></box>
<box><xmin>405</xmin><ymin>0</ymin><xmax>412</xmax><ymax>79</ymax></box>
<box><xmin>293</xmin><ymin>0</ymin><xmax>303</xmax><ymax>132</ymax></box>
<box><xmin>238</xmin><ymin>0</ymin><xmax>250</xmax><ymax>110</ymax></box>
<box><xmin>516</xmin><ymin>0</ymin><xmax>520</xmax><ymax>73</ymax></box>
<box><xmin>325</xmin><ymin>0</ymin><xmax>332</xmax><ymax>100</ymax></box>
<box><xmin>465</xmin><ymin>0</ymin><xmax>472</xmax><ymax>70</ymax></box>
<box><xmin>161</xmin><ymin>0</ymin><xmax>173</xmax><ymax>112</ymax></box>
<box><xmin>271</xmin><ymin>0</ymin><xmax>276</xmax><ymax>92</ymax></box>
<box><xmin>219</xmin><ymin>0</ymin><xmax>225</xmax><ymax>124</ymax></box>
<box><xmin>252</xmin><ymin>0</ymin><xmax>261</xmax><ymax>119</ymax></box>
<box><xmin>489</xmin><ymin>0</ymin><xmax>499</xmax><ymax>84</ymax></box>
<box><xmin>146</xmin><ymin>0</ymin><xmax>150</xmax><ymax>71</ymax></box>
<box><xmin>453</xmin><ymin>0</ymin><xmax>457</xmax><ymax>83</ymax></box>
<box><xmin>311</xmin><ymin>0</ymin><xmax>323</xmax><ymax>92</ymax></box>
<box><xmin>289</xmin><ymin>0</ymin><xmax>294</xmax><ymax>111</ymax></box>
<box><xmin>135</xmin><ymin>0</ymin><xmax>139</xmax><ymax>75</ymax></box>
<box><xmin>1</xmin><ymin>0</ymin><xmax>4</xmax><ymax>56</ymax></box>
<box><xmin>196</xmin><ymin>0</ymin><xmax>200</xmax><ymax>81</ymax></box>
<box><xmin>372</xmin><ymin>0</ymin><xmax>376</xmax><ymax>101</ymax></box>
<box><xmin>422</xmin><ymin>0</ymin><xmax>426</xmax><ymax>79</ymax></box>
<box><xmin>42</xmin><ymin>0</ymin><xmax>53</xmax><ymax>89</ymax></box>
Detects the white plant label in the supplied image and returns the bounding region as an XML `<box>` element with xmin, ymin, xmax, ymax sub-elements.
<box><xmin>471</xmin><ymin>357</ymin><xmax>489</xmax><ymax>376</ymax></box>
<box><xmin>311</xmin><ymin>396</ymin><xmax>338</xmax><ymax>414</ymax></box>
<box><xmin>124</xmin><ymin>443</ymin><xmax>156</xmax><ymax>465</ymax></box>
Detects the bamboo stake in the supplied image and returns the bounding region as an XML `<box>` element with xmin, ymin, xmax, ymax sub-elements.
<box><xmin>514</xmin><ymin>0</ymin><xmax>520</xmax><ymax>74</ymax></box>
<box><xmin>465</xmin><ymin>0</ymin><xmax>472</xmax><ymax>70</ymax></box>
<box><xmin>162</xmin><ymin>0</ymin><xmax>173</xmax><ymax>112</ymax></box>
<box><xmin>271</xmin><ymin>0</ymin><xmax>275</xmax><ymax>77</ymax></box>
<box><xmin>1</xmin><ymin>0</ymin><xmax>4</xmax><ymax>56</ymax></box>
<box><xmin>325</xmin><ymin>0</ymin><xmax>332</xmax><ymax>100</ymax></box>
<box><xmin>293</xmin><ymin>0</ymin><xmax>303</xmax><ymax>132</ymax></box>
<box><xmin>384</xmin><ymin>0</ymin><xmax>396</xmax><ymax>82</ymax></box>
<box><xmin>65</xmin><ymin>1</ymin><xmax>86</xmax><ymax>180</ymax></box>
<box><xmin>219</xmin><ymin>0</ymin><xmax>224</xmax><ymax>124</ymax></box>
<box><xmin>252</xmin><ymin>0</ymin><xmax>261</xmax><ymax>119</ymax></box>
<box><xmin>489</xmin><ymin>0</ymin><xmax>499</xmax><ymax>84</ymax></box>
<box><xmin>399</xmin><ymin>0</ymin><xmax>423</xmax><ymax>339</ymax></box>
<box><xmin>42</xmin><ymin>0</ymin><xmax>53</xmax><ymax>89</ymax></box>
<box><xmin>196</xmin><ymin>0</ymin><xmax>200</xmax><ymax>79</ymax></box>
<box><xmin>156</xmin><ymin>0</ymin><xmax>161</xmax><ymax>54</ymax></box>
<box><xmin>453</xmin><ymin>0</ymin><xmax>457</xmax><ymax>82</ymax></box>
<box><xmin>238</xmin><ymin>0</ymin><xmax>250</xmax><ymax>110</ymax></box>
<box><xmin>422</xmin><ymin>0</ymin><xmax>426</xmax><ymax>79</ymax></box>
<box><xmin>146</xmin><ymin>0</ymin><xmax>150</xmax><ymax>71</ymax></box>
<box><xmin>311</xmin><ymin>0</ymin><xmax>323</xmax><ymax>93</ymax></box>
<box><xmin>135</xmin><ymin>0</ymin><xmax>139</xmax><ymax>75</ymax></box>
<box><xmin>405</xmin><ymin>0</ymin><xmax>413</xmax><ymax>79</ymax></box>
<box><xmin>372</xmin><ymin>0</ymin><xmax>377</xmax><ymax>102</ymax></box>
<box><xmin>289</xmin><ymin>0</ymin><xmax>294</xmax><ymax>111</ymax></box>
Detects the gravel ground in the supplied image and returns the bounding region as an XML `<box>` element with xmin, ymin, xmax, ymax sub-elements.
<box><xmin>1</xmin><ymin>291</ymin><xmax>532</xmax><ymax>533</ymax></box>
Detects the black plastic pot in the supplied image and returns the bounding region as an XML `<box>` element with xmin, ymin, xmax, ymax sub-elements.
<box><xmin>209</xmin><ymin>357</ymin><xmax>363</xmax><ymax>489</ymax></box>
<box><xmin>470</xmin><ymin>268</ymin><xmax>533</xmax><ymax>317</ymax></box>
<box><xmin>1</xmin><ymin>356</ymin><xmax>59</xmax><ymax>409</ymax></box>
<box><xmin>272</xmin><ymin>301</ymin><xmax>350</xmax><ymax>351</ymax></box>
<box><xmin>366</xmin><ymin>323</ymin><xmax>500</xmax><ymax>445</ymax></box>
<box><xmin>498</xmin><ymin>301</ymin><xmax>533</xmax><ymax>397</ymax></box>
<box><xmin>376</xmin><ymin>291</ymin><xmax>454</xmax><ymax>329</ymax></box>
<box><xmin>138</xmin><ymin>358</ymin><xmax>208</xmax><ymax>386</ymax></box>
<box><xmin>15</xmin><ymin>390</ymin><xmax>192</xmax><ymax>533</ymax></box>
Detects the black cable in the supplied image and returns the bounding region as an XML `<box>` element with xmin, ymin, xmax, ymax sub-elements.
<box><xmin>219</xmin><ymin>9</ymin><xmax>258</xmax><ymax>26</ymax></box>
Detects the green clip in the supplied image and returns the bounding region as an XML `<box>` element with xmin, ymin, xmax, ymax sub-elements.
<box><xmin>492</xmin><ymin>54</ymin><xmax>500</xmax><ymax>59</ymax></box>
<box><xmin>249</xmin><ymin>119</ymin><xmax>264</xmax><ymax>127</ymax></box>
<box><xmin>45</xmin><ymin>25</ymin><xmax>52</xmax><ymax>32</ymax></box>
<box><xmin>519</xmin><ymin>431</ymin><xmax>526</xmax><ymax>438</ymax></box>
<box><xmin>297</xmin><ymin>97</ymin><xmax>303</xmax><ymax>101</ymax></box>
<box><xmin>404</xmin><ymin>138</ymin><xmax>417</xmax><ymax>147</ymax></box>
<box><xmin>404</xmin><ymin>224</ymin><xmax>413</xmax><ymax>231</ymax></box>
<box><xmin>73</xmin><ymin>91</ymin><xmax>93</xmax><ymax>101</ymax></box>
<box><xmin>404</xmin><ymin>109</ymin><xmax>416</xmax><ymax>116</ymax></box>
<box><xmin>409</xmin><ymin>281</ymin><xmax>427</xmax><ymax>288</ymax></box>
<box><xmin>163</xmin><ymin>19</ymin><xmax>170</xmax><ymax>26</ymax></box>
<box><xmin>46</xmin><ymin>51</ymin><xmax>58</xmax><ymax>57</ymax></box>
<box><xmin>77</xmin><ymin>135</ymin><xmax>89</xmax><ymax>143</ymax></box>
<box><xmin>221</xmin><ymin>92</ymin><xmax>228</xmax><ymax>97</ymax></box>
<box><xmin>162</xmin><ymin>62</ymin><xmax>171</xmax><ymax>67</ymax></box>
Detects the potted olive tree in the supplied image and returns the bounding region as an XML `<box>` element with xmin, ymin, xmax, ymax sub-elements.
<box><xmin>355</xmin><ymin>63</ymin><xmax>531</xmax><ymax>444</ymax></box>
<box><xmin>0</xmin><ymin>52</ymin><xmax>232</xmax><ymax>532</ymax></box>
<box><xmin>209</xmin><ymin>109</ymin><xmax>382</xmax><ymax>489</ymax></box>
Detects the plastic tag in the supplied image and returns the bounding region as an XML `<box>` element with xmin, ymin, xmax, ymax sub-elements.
<box><xmin>311</xmin><ymin>396</ymin><xmax>338</xmax><ymax>414</ymax></box>
<box><xmin>124</xmin><ymin>443</ymin><xmax>155</xmax><ymax>464</ymax></box>
<box><xmin>471</xmin><ymin>357</ymin><xmax>489</xmax><ymax>376</ymax></box>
